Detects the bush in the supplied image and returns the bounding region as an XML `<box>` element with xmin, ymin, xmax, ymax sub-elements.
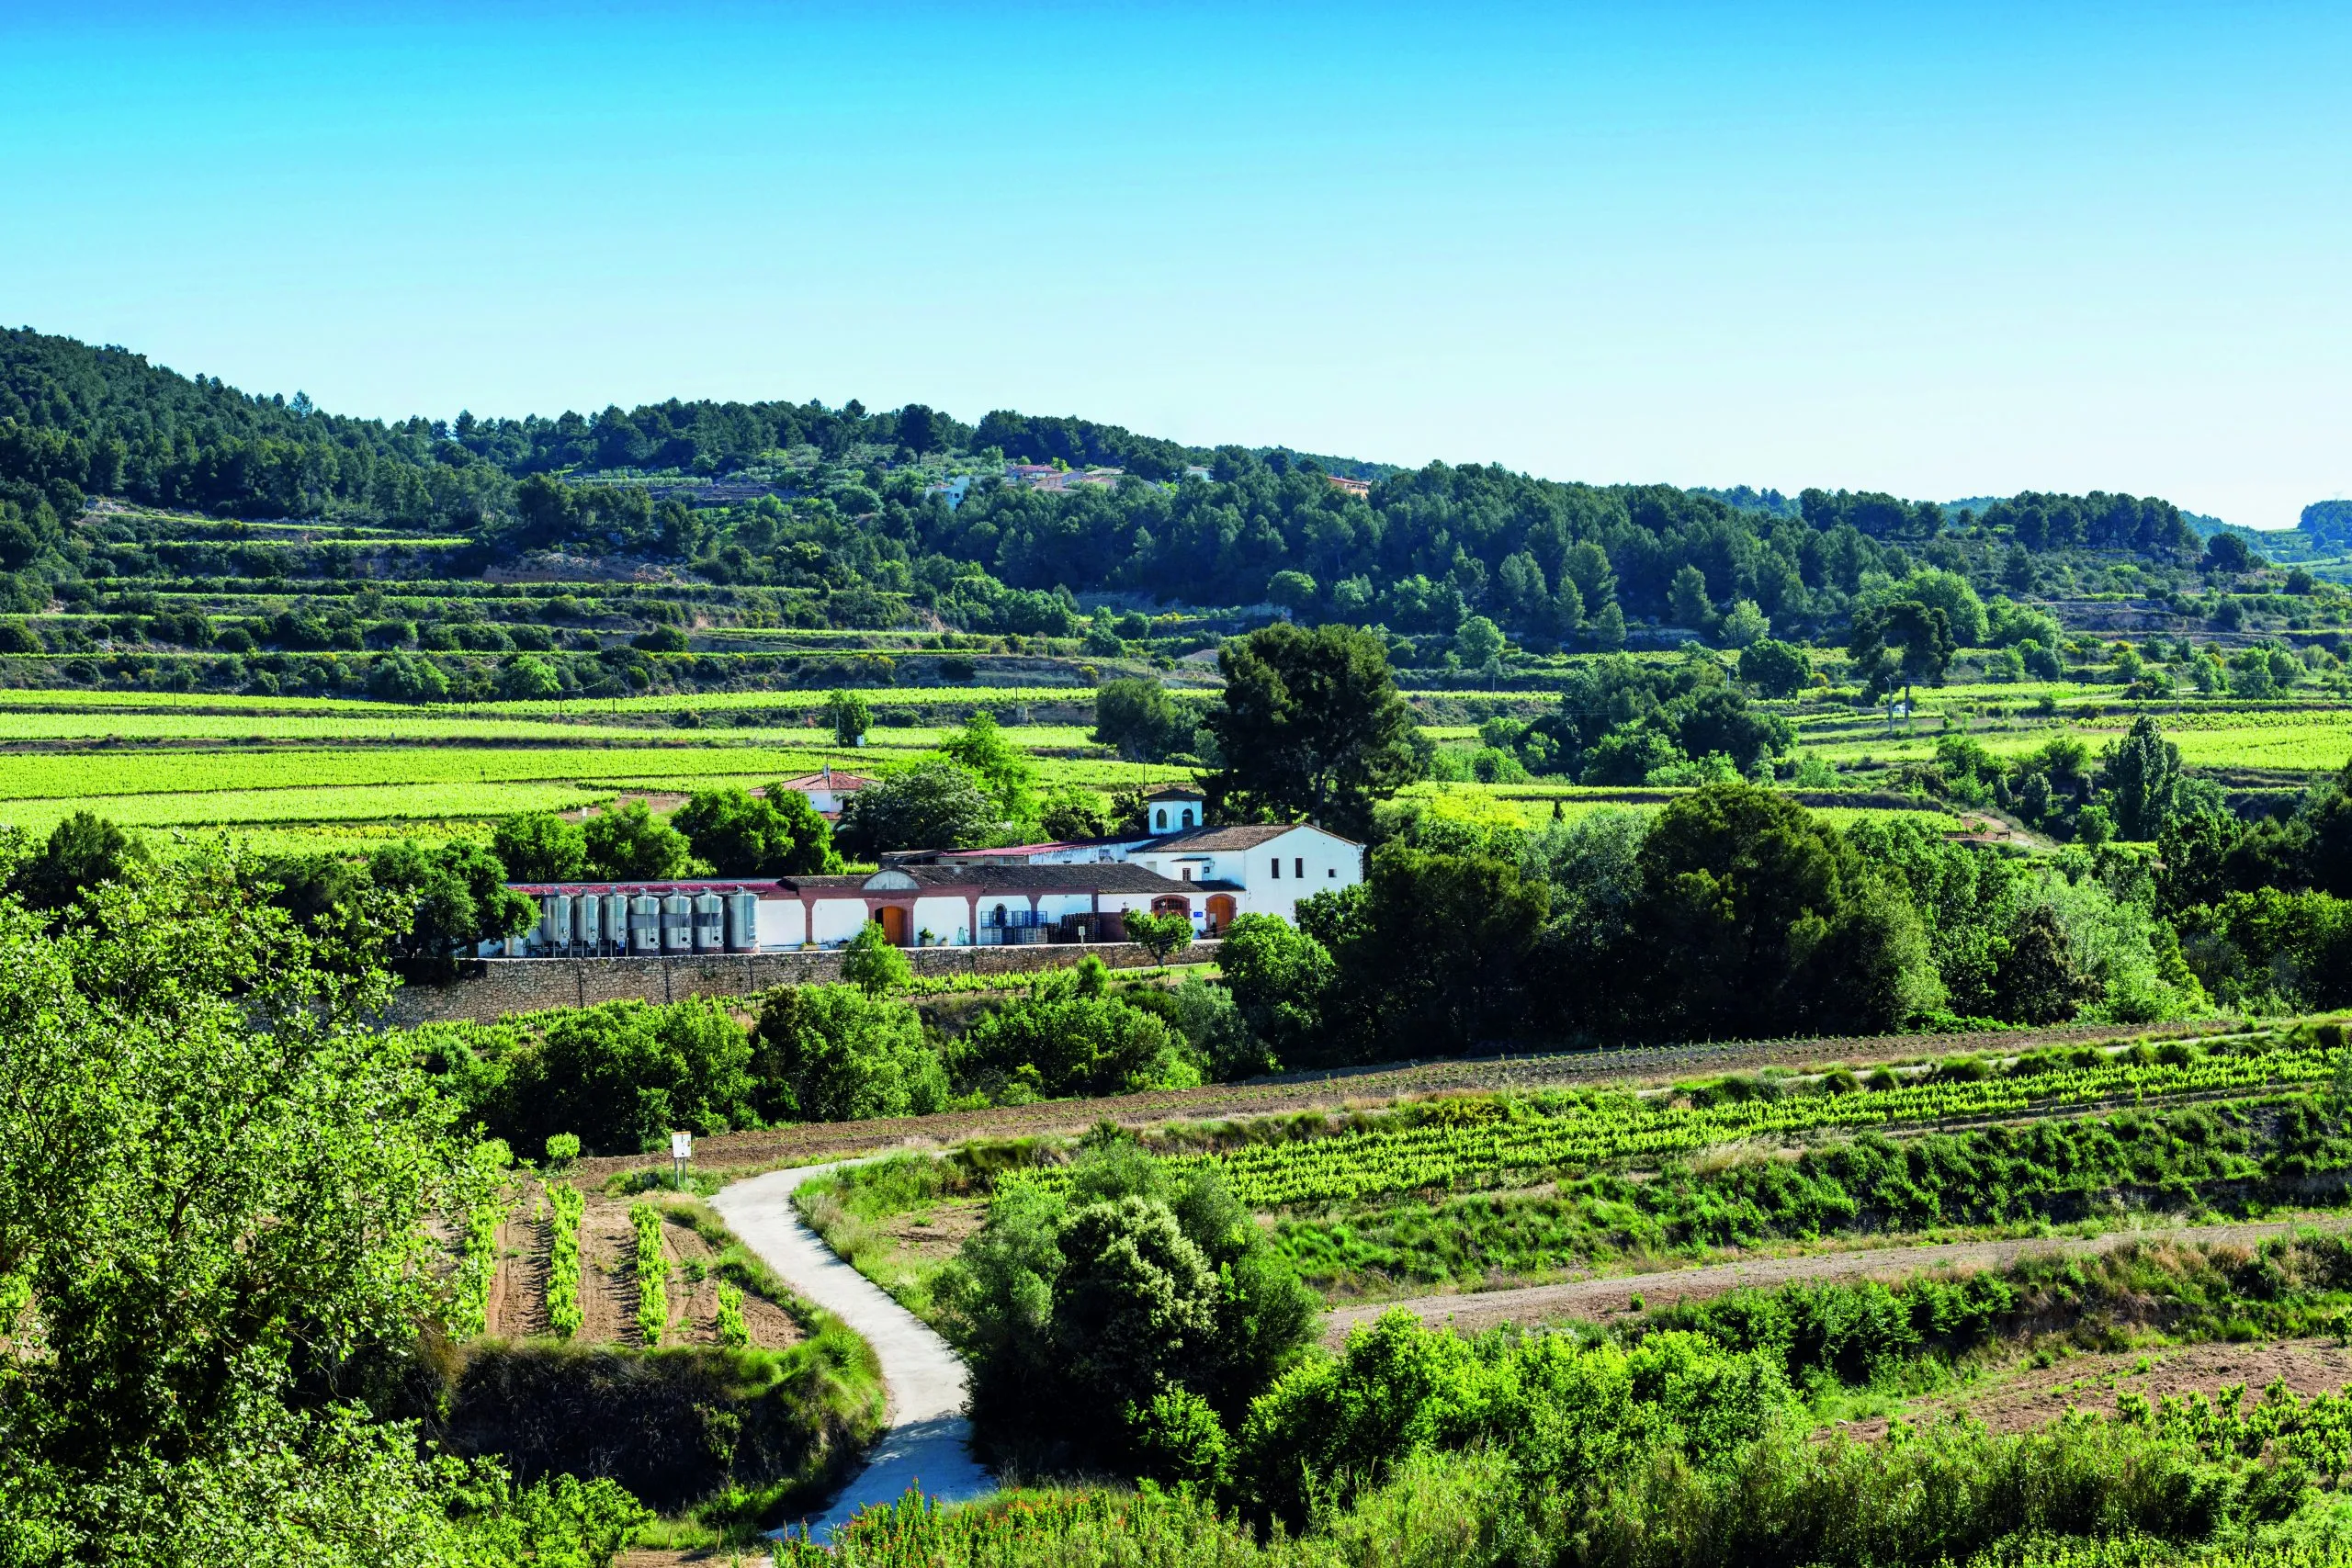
<box><xmin>463</xmin><ymin>998</ymin><xmax>759</xmax><ymax>1155</ymax></box>
<box><xmin>934</xmin><ymin>1142</ymin><xmax>1317</xmax><ymax>1472</ymax></box>
<box><xmin>445</xmin><ymin>1340</ymin><xmax>881</xmax><ymax>1517</ymax></box>
<box><xmin>5</xmin><ymin>810</ymin><xmax>151</xmax><ymax>918</ymax></box>
<box><xmin>951</xmin><ymin>977</ymin><xmax>1201</xmax><ymax>1099</ymax></box>
<box><xmin>368</xmin><ymin>651</ymin><xmax>449</xmax><ymax>704</ymax></box>
<box><xmin>752</xmin><ymin>984</ymin><xmax>948</xmax><ymax>1122</ymax></box>
<box><xmin>841</xmin><ymin>920</ymin><xmax>912</xmax><ymax>994</ymax></box>
<box><xmin>1216</xmin><ymin>913</ymin><xmax>1330</xmax><ymax>1066</ymax></box>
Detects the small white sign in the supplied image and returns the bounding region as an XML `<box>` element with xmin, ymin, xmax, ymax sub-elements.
<box><xmin>670</xmin><ymin>1132</ymin><xmax>693</xmax><ymax>1160</ymax></box>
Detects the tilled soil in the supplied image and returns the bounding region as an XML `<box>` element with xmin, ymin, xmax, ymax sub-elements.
<box><xmin>1846</xmin><ymin>1338</ymin><xmax>2352</xmax><ymax>1441</ymax></box>
<box><xmin>486</xmin><ymin>1208</ymin><xmax>547</xmax><ymax>1339</ymax></box>
<box><xmin>1323</xmin><ymin>1214</ymin><xmax>2352</xmax><ymax>1345</ymax></box>
<box><xmin>481</xmin><ymin>1183</ymin><xmax>802</xmax><ymax>1350</ymax></box>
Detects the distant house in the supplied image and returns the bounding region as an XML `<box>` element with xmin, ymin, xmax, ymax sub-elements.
<box><xmin>769</xmin><ymin>763</ymin><xmax>872</xmax><ymax>819</ymax></box>
<box><xmin>1327</xmin><ymin>475</ymin><xmax>1372</xmax><ymax>499</ymax></box>
<box><xmin>1005</xmin><ymin>462</ymin><xmax>1124</xmax><ymax>494</ymax></box>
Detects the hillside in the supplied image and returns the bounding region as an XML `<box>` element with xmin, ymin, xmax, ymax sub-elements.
<box><xmin>0</xmin><ymin>326</ymin><xmax>2250</xmax><ymax>671</ymax></box>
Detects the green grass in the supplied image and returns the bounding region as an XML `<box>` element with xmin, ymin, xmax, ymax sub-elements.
<box><xmin>0</xmin><ymin>745</ymin><xmax>858</xmax><ymax>801</ymax></box>
<box><xmin>0</xmin><ymin>781</ymin><xmax>616</xmax><ymax>834</ymax></box>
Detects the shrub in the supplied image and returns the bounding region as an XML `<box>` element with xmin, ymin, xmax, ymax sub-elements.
<box><xmin>951</xmin><ymin>970</ymin><xmax>1201</xmax><ymax>1098</ymax></box>
<box><xmin>469</xmin><ymin>998</ymin><xmax>758</xmax><ymax>1156</ymax></box>
<box><xmin>752</xmin><ymin>984</ymin><xmax>948</xmax><ymax>1122</ymax></box>
<box><xmin>841</xmin><ymin>920</ymin><xmax>912</xmax><ymax>994</ymax></box>
<box><xmin>934</xmin><ymin>1142</ymin><xmax>1317</xmax><ymax>1472</ymax></box>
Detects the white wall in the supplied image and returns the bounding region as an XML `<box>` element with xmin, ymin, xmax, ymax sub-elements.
<box><xmin>913</xmin><ymin>895</ymin><xmax>971</xmax><ymax>946</ymax></box>
<box><xmin>1241</xmin><ymin>827</ymin><xmax>1362</xmax><ymax>921</ymax></box>
<box><xmin>810</xmin><ymin>897</ymin><xmax>870</xmax><ymax>946</ymax></box>
<box><xmin>756</xmin><ymin>898</ymin><xmax>807</xmax><ymax>950</ymax></box>
<box><xmin>1036</xmin><ymin>892</ymin><xmax>1096</xmax><ymax>920</ymax></box>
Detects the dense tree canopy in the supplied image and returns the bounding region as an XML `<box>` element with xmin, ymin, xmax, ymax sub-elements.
<box><xmin>1204</xmin><ymin>623</ymin><xmax>1427</xmax><ymax>837</ymax></box>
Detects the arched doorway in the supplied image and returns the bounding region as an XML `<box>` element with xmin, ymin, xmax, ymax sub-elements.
<box><xmin>876</xmin><ymin>905</ymin><xmax>910</xmax><ymax>945</ymax></box>
<box><xmin>1150</xmin><ymin>895</ymin><xmax>1189</xmax><ymax>918</ymax></box>
<box><xmin>1204</xmin><ymin>894</ymin><xmax>1236</xmax><ymax>933</ymax></box>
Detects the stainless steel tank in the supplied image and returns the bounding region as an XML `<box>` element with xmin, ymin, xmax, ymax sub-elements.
<box><xmin>662</xmin><ymin>894</ymin><xmax>693</xmax><ymax>952</ymax></box>
<box><xmin>539</xmin><ymin>893</ymin><xmax>573</xmax><ymax>954</ymax></box>
<box><xmin>629</xmin><ymin>895</ymin><xmax>662</xmax><ymax>953</ymax></box>
<box><xmin>573</xmin><ymin>893</ymin><xmax>601</xmax><ymax>949</ymax></box>
<box><xmin>725</xmin><ymin>891</ymin><xmax>759</xmax><ymax>952</ymax></box>
<box><xmin>603</xmin><ymin>893</ymin><xmax>629</xmax><ymax>955</ymax></box>
<box><xmin>693</xmin><ymin>892</ymin><xmax>724</xmax><ymax>952</ymax></box>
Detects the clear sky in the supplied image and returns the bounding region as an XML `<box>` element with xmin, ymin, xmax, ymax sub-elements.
<box><xmin>5</xmin><ymin>2</ymin><xmax>2346</xmax><ymax>526</ymax></box>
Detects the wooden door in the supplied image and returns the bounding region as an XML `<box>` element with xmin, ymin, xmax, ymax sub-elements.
<box><xmin>876</xmin><ymin>905</ymin><xmax>910</xmax><ymax>945</ymax></box>
<box><xmin>1205</xmin><ymin>895</ymin><xmax>1236</xmax><ymax>932</ymax></box>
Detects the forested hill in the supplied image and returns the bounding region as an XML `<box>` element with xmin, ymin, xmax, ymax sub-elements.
<box><xmin>0</xmin><ymin>324</ymin><xmax>2232</xmax><ymax>642</ymax></box>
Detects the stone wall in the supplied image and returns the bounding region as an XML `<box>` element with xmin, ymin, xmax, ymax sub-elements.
<box><xmin>387</xmin><ymin>940</ymin><xmax>1221</xmax><ymax>1025</ymax></box>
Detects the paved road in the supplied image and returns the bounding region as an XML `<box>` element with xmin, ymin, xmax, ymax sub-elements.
<box><xmin>711</xmin><ymin>1165</ymin><xmax>993</xmax><ymax>1541</ymax></box>
<box><xmin>1324</xmin><ymin>1215</ymin><xmax>2352</xmax><ymax>1345</ymax></box>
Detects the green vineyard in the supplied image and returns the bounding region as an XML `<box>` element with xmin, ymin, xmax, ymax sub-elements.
<box><xmin>1007</xmin><ymin>1032</ymin><xmax>2335</xmax><ymax>1210</ymax></box>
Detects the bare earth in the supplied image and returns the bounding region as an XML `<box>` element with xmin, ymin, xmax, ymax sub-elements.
<box><xmin>1849</xmin><ymin>1338</ymin><xmax>2352</xmax><ymax>1441</ymax></box>
<box><xmin>482</xmin><ymin>1183</ymin><xmax>802</xmax><ymax>1350</ymax></box>
<box><xmin>1324</xmin><ymin>1215</ymin><xmax>2352</xmax><ymax>1345</ymax></box>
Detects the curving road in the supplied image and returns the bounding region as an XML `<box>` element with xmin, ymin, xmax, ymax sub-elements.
<box><xmin>711</xmin><ymin>1164</ymin><xmax>994</xmax><ymax>1541</ymax></box>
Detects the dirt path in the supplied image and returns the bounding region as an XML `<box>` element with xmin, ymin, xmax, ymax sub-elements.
<box><xmin>1324</xmin><ymin>1214</ymin><xmax>2352</xmax><ymax>1345</ymax></box>
<box><xmin>711</xmin><ymin>1165</ymin><xmax>992</xmax><ymax>1541</ymax></box>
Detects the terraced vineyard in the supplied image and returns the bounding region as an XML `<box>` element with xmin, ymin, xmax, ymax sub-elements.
<box><xmin>1006</xmin><ymin>1029</ymin><xmax>2327</xmax><ymax>1210</ymax></box>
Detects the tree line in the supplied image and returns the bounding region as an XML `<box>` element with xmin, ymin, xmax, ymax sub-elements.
<box><xmin>2</xmin><ymin>328</ymin><xmax>2238</xmax><ymax>658</ymax></box>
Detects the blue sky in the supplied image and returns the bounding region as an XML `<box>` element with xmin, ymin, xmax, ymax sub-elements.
<box><xmin>4</xmin><ymin>2</ymin><xmax>2346</xmax><ymax>526</ymax></box>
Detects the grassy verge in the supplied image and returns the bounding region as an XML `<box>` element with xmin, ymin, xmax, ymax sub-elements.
<box><xmin>792</xmin><ymin>1155</ymin><xmax>979</xmax><ymax>1322</ymax></box>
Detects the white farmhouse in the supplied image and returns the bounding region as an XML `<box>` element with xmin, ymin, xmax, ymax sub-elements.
<box><xmin>1123</xmin><ymin>822</ymin><xmax>1360</xmax><ymax>927</ymax></box>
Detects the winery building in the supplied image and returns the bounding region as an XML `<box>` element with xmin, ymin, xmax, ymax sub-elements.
<box><xmin>499</xmin><ymin>788</ymin><xmax>1363</xmax><ymax>956</ymax></box>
